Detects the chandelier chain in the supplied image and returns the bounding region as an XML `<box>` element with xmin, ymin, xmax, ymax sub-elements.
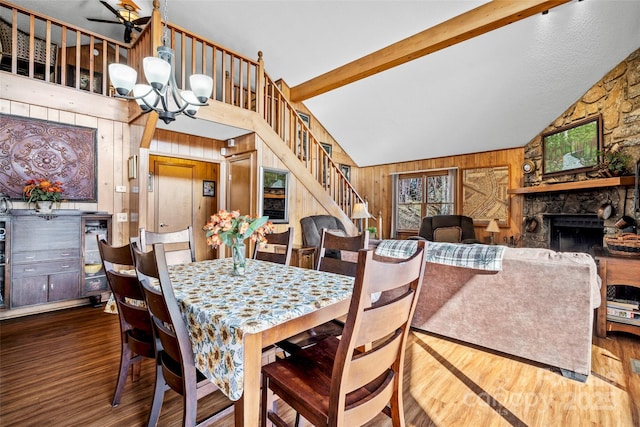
<box><xmin>162</xmin><ymin>0</ymin><xmax>169</xmax><ymax>46</ymax></box>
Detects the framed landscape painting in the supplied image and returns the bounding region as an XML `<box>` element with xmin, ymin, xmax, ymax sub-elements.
<box><xmin>542</xmin><ymin>115</ymin><xmax>602</xmax><ymax>178</ymax></box>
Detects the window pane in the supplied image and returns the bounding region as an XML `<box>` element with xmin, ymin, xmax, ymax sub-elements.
<box><xmin>427</xmin><ymin>203</ymin><xmax>454</xmax><ymax>216</ymax></box>
<box><xmin>427</xmin><ymin>175</ymin><xmax>451</xmax><ymax>203</ymax></box>
<box><xmin>397</xmin><ymin>203</ymin><xmax>422</xmax><ymax>230</ymax></box>
<box><xmin>398</xmin><ymin>178</ymin><xmax>422</xmax><ymax>204</ymax></box>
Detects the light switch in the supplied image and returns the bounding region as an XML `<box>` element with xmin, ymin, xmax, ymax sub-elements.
<box><xmin>116</xmin><ymin>213</ymin><xmax>128</xmax><ymax>222</ymax></box>
<box><xmin>115</xmin><ymin>185</ymin><xmax>126</xmax><ymax>193</ymax></box>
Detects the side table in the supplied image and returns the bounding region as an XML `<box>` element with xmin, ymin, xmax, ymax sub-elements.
<box><xmin>291</xmin><ymin>246</ymin><xmax>316</xmax><ymax>269</ymax></box>
<box><xmin>594</xmin><ymin>250</ymin><xmax>640</xmax><ymax>338</ymax></box>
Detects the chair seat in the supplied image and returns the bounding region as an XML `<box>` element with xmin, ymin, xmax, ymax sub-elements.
<box><xmin>275</xmin><ymin>320</ymin><xmax>344</xmax><ymax>354</ymax></box>
<box><xmin>264</xmin><ymin>337</ymin><xmax>393</xmax><ymax>426</ymax></box>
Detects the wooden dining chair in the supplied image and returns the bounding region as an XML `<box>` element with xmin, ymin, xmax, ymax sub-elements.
<box><xmin>253</xmin><ymin>226</ymin><xmax>294</xmax><ymax>265</ymax></box>
<box><xmin>276</xmin><ymin>229</ymin><xmax>369</xmax><ymax>354</ymax></box>
<box><xmin>132</xmin><ymin>242</ymin><xmax>233</xmax><ymax>427</ymax></box>
<box><xmin>139</xmin><ymin>226</ymin><xmax>196</xmax><ymax>265</ymax></box>
<box><xmin>97</xmin><ymin>238</ymin><xmax>165</xmax><ymax>427</ymax></box>
<box><xmin>261</xmin><ymin>244</ymin><xmax>426</xmax><ymax>427</ymax></box>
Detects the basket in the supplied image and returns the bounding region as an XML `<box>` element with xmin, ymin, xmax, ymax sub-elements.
<box><xmin>604</xmin><ymin>233</ymin><xmax>640</xmax><ymax>257</ymax></box>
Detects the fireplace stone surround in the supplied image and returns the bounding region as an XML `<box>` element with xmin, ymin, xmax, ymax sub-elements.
<box><xmin>521</xmin><ymin>186</ymin><xmax>634</xmax><ymax>252</ymax></box>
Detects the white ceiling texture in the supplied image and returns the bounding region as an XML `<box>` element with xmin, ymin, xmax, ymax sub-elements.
<box><xmin>9</xmin><ymin>0</ymin><xmax>640</xmax><ymax>167</ymax></box>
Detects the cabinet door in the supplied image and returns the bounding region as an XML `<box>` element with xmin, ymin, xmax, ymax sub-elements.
<box><xmin>48</xmin><ymin>271</ymin><xmax>81</xmax><ymax>302</ymax></box>
<box><xmin>11</xmin><ymin>276</ymin><xmax>48</xmax><ymax>307</ymax></box>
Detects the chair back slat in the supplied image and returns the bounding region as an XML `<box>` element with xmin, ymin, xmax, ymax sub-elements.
<box><xmin>316</xmin><ymin>229</ymin><xmax>368</xmax><ymax>275</ymax></box>
<box><xmin>97</xmin><ymin>236</ymin><xmax>134</xmax><ymax>272</ymax></box>
<box><xmin>253</xmin><ymin>227</ymin><xmax>293</xmax><ymax>265</ymax></box>
<box><xmin>140</xmin><ymin>227</ymin><xmax>196</xmax><ymax>264</ymax></box>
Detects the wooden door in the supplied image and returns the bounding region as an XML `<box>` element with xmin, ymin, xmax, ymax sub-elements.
<box><xmin>227</xmin><ymin>153</ymin><xmax>256</xmax><ymax>256</ymax></box>
<box><xmin>154</xmin><ymin>162</ymin><xmax>194</xmax><ymax>234</ymax></box>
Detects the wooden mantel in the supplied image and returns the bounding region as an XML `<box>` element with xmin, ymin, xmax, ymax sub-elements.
<box><xmin>508</xmin><ymin>176</ymin><xmax>636</xmax><ymax>194</ymax></box>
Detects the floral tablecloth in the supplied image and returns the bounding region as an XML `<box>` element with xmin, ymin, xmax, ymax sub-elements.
<box><xmin>105</xmin><ymin>258</ymin><xmax>354</xmax><ymax>401</ymax></box>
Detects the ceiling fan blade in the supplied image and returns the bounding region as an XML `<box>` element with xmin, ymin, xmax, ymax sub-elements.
<box><xmin>132</xmin><ymin>16</ymin><xmax>150</xmax><ymax>26</ymax></box>
<box><xmin>100</xmin><ymin>0</ymin><xmax>124</xmax><ymax>21</ymax></box>
<box><xmin>87</xmin><ymin>18</ymin><xmax>122</xmax><ymax>24</ymax></box>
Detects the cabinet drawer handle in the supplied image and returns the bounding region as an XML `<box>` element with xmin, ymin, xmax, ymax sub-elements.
<box><xmin>25</xmin><ymin>255</ymin><xmax>36</xmax><ymax>260</ymax></box>
<box><xmin>42</xmin><ymin>284</ymin><xmax>46</xmax><ymax>291</ymax></box>
<box><xmin>25</xmin><ymin>268</ymin><xmax>35</xmax><ymax>272</ymax></box>
<box><xmin>50</xmin><ymin>283</ymin><xmax>54</xmax><ymax>290</ymax></box>
<box><xmin>61</xmin><ymin>265</ymin><xmax>70</xmax><ymax>268</ymax></box>
<box><xmin>61</xmin><ymin>252</ymin><xmax>71</xmax><ymax>256</ymax></box>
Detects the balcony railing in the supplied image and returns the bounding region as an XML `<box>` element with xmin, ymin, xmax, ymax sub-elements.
<box><xmin>0</xmin><ymin>1</ymin><xmax>129</xmax><ymax>95</ymax></box>
<box><xmin>0</xmin><ymin>0</ymin><xmax>364</xmax><ymax>216</ymax></box>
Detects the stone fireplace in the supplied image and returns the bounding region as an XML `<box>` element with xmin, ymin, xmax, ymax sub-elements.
<box><xmin>521</xmin><ymin>185</ymin><xmax>634</xmax><ymax>253</ymax></box>
<box><xmin>546</xmin><ymin>214</ymin><xmax>603</xmax><ymax>254</ymax></box>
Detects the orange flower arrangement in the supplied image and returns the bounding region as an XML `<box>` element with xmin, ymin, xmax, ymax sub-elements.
<box><xmin>23</xmin><ymin>178</ymin><xmax>65</xmax><ymax>204</ymax></box>
<box><xmin>203</xmin><ymin>209</ymin><xmax>274</xmax><ymax>248</ymax></box>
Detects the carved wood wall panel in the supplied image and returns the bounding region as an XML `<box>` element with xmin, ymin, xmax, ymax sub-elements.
<box><xmin>0</xmin><ymin>113</ymin><xmax>97</xmax><ymax>201</ymax></box>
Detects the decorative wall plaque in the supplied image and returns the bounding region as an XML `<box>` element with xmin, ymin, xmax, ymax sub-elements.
<box><xmin>0</xmin><ymin>113</ymin><xmax>97</xmax><ymax>201</ymax></box>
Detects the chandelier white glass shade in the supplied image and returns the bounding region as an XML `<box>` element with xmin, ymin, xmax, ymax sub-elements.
<box><xmin>109</xmin><ymin>46</ymin><xmax>213</xmax><ymax>124</ymax></box>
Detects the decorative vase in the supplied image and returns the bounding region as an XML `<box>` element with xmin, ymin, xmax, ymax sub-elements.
<box><xmin>232</xmin><ymin>240</ymin><xmax>246</xmax><ymax>276</ymax></box>
<box><xmin>35</xmin><ymin>200</ymin><xmax>54</xmax><ymax>214</ymax></box>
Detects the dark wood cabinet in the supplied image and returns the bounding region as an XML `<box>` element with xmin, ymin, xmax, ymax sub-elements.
<box><xmin>10</xmin><ymin>214</ymin><xmax>82</xmax><ymax>308</ymax></box>
<box><xmin>2</xmin><ymin>210</ymin><xmax>112</xmax><ymax>310</ymax></box>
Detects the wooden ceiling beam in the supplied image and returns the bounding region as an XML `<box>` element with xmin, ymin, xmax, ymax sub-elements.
<box><xmin>289</xmin><ymin>0</ymin><xmax>572</xmax><ymax>102</ymax></box>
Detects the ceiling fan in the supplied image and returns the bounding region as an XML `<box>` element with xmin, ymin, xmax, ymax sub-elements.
<box><xmin>86</xmin><ymin>0</ymin><xmax>150</xmax><ymax>43</ymax></box>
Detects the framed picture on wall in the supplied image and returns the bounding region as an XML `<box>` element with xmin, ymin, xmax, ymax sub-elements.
<box><xmin>462</xmin><ymin>165</ymin><xmax>510</xmax><ymax>226</ymax></box>
<box><xmin>541</xmin><ymin>115</ymin><xmax>602</xmax><ymax>178</ymax></box>
<box><xmin>339</xmin><ymin>164</ymin><xmax>351</xmax><ymax>182</ymax></box>
<box><xmin>297</xmin><ymin>111</ymin><xmax>310</xmax><ymax>161</ymax></box>
<box><xmin>203</xmin><ymin>180</ymin><xmax>216</xmax><ymax>197</ymax></box>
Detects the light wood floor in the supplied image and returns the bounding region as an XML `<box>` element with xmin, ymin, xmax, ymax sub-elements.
<box><xmin>0</xmin><ymin>306</ymin><xmax>638</xmax><ymax>426</ymax></box>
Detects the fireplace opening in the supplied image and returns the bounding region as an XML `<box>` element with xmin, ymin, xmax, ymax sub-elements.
<box><xmin>547</xmin><ymin>214</ymin><xmax>604</xmax><ymax>254</ymax></box>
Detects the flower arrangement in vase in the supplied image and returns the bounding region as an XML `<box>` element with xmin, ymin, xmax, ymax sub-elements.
<box><xmin>23</xmin><ymin>178</ymin><xmax>64</xmax><ymax>213</ymax></box>
<box><xmin>203</xmin><ymin>210</ymin><xmax>273</xmax><ymax>275</ymax></box>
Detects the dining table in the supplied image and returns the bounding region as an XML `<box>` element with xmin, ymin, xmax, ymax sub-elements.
<box><xmin>107</xmin><ymin>257</ymin><xmax>354</xmax><ymax>426</ymax></box>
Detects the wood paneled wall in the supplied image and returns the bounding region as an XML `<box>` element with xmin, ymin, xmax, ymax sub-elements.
<box><xmin>355</xmin><ymin>148</ymin><xmax>525</xmax><ymax>244</ymax></box>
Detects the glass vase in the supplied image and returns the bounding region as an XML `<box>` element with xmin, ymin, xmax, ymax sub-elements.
<box><xmin>232</xmin><ymin>240</ymin><xmax>246</xmax><ymax>276</ymax></box>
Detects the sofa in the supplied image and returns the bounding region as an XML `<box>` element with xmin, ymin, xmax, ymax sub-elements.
<box><xmin>373</xmin><ymin>241</ymin><xmax>601</xmax><ymax>381</ymax></box>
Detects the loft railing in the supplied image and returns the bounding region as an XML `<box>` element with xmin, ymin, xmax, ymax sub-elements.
<box><xmin>0</xmin><ymin>0</ymin><xmax>130</xmax><ymax>95</ymax></box>
<box><xmin>0</xmin><ymin>0</ymin><xmax>364</xmax><ymax>216</ymax></box>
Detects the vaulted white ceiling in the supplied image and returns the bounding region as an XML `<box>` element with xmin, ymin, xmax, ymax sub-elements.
<box><xmin>9</xmin><ymin>0</ymin><xmax>640</xmax><ymax>167</ymax></box>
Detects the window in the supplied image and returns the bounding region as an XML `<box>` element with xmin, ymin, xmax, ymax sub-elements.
<box><xmin>394</xmin><ymin>169</ymin><xmax>455</xmax><ymax>235</ymax></box>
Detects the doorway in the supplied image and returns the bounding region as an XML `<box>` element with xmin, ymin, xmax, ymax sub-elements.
<box><xmin>149</xmin><ymin>155</ymin><xmax>219</xmax><ymax>260</ymax></box>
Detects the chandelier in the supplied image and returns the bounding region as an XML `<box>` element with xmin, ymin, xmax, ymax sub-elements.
<box><xmin>108</xmin><ymin>0</ymin><xmax>213</xmax><ymax>124</ymax></box>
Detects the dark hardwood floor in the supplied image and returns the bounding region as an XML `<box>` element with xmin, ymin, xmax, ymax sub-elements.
<box><xmin>0</xmin><ymin>305</ymin><xmax>638</xmax><ymax>426</ymax></box>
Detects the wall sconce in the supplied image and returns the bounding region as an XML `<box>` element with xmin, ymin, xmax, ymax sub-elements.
<box><xmin>486</xmin><ymin>218</ymin><xmax>500</xmax><ymax>245</ymax></box>
<box><xmin>128</xmin><ymin>155</ymin><xmax>138</xmax><ymax>180</ymax></box>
